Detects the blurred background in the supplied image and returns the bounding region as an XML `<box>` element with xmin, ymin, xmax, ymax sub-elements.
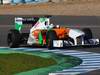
<box><xmin>0</xmin><ymin>0</ymin><xmax>99</xmax><ymax>5</ymax></box>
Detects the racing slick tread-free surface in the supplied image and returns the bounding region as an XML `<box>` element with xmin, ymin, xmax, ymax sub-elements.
<box><xmin>46</xmin><ymin>30</ymin><xmax>58</xmax><ymax>49</ymax></box>
<box><xmin>82</xmin><ymin>28</ymin><xmax>93</xmax><ymax>40</ymax></box>
<box><xmin>7</xmin><ymin>29</ymin><xmax>21</xmax><ymax>48</ymax></box>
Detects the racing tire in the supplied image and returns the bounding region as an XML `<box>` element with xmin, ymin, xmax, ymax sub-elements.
<box><xmin>46</xmin><ymin>30</ymin><xmax>58</xmax><ymax>49</ymax></box>
<box><xmin>7</xmin><ymin>29</ymin><xmax>21</xmax><ymax>48</ymax></box>
<box><xmin>99</xmin><ymin>39</ymin><xmax>100</xmax><ymax>46</ymax></box>
<box><xmin>82</xmin><ymin>28</ymin><xmax>93</xmax><ymax>40</ymax></box>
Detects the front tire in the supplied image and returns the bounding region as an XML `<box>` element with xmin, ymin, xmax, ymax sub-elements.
<box><xmin>46</xmin><ymin>30</ymin><xmax>58</xmax><ymax>49</ymax></box>
<box><xmin>82</xmin><ymin>28</ymin><xmax>93</xmax><ymax>40</ymax></box>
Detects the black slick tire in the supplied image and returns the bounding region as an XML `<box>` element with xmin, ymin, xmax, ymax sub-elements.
<box><xmin>82</xmin><ymin>28</ymin><xmax>93</xmax><ymax>40</ymax></box>
<box><xmin>7</xmin><ymin>29</ymin><xmax>21</xmax><ymax>48</ymax></box>
<box><xmin>46</xmin><ymin>30</ymin><xmax>58</xmax><ymax>49</ymax></box>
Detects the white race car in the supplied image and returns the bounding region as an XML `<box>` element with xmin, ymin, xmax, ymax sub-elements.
<box><xmin>7</xmin><ymin>17</ymin><xmax>100</xmax><ymax>49</ymax></box>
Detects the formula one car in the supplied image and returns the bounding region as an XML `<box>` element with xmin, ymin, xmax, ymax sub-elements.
<box><xmin>7</xmin><ymin>17</ymin><xmax>100</xmax><ymax>49</ymax></box>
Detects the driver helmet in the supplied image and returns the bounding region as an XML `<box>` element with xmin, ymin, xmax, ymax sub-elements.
<box><xmin>56</xmin><ymin>25</ymin><xmax>60</xmax><ymax>28</ymax></box>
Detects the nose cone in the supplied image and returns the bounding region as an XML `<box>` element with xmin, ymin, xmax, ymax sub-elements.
<box><xmin>69</xmin><ymin>29</ymin><xmax>85</xmax><ymax>39</ymax></box>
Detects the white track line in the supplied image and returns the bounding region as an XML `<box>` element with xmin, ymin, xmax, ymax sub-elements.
<box><xmin>48</xmin><ymin>50</ymin><xmax>100</xmax><ymax>75</ymax></box>
<box><xmin>0</xmin><ymin>47</ymin><xmax>100</xmax><ymax>75</ymax></box>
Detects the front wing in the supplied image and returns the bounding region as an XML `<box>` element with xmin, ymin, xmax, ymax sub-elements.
<box><xmin>53</xmin><ymin>39</ymin><xmax>100</xmax><ymax>48</ymax></box>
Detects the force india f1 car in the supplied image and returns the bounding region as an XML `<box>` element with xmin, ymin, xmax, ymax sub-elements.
<box><xmin>7</xmin><ymin>17</ymin><xmax>100</xmax><ymax>49</ymax></box>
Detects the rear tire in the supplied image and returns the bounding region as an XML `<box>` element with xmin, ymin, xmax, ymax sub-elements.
<box><xmin>46</xmin><ymin>30</ymin><xmax>58</xmax><ymax>49</ymax></box>
<box><xmin>7</xmin><ymin>29</ymin><xmax>21</xmax><ymax>48</ymax></box>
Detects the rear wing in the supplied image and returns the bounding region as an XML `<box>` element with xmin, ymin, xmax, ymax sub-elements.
<box><xmin>15</xmin><ymin>17</ymin><xmax>23</xmax><ymax>31</ymax></box>
<box><xmin>15</xmin><ymin>17</ymin><xmax>50</xmax><ymax>31</ymax></box>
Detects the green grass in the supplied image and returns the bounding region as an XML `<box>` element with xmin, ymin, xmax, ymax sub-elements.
<box><xmin>0</xmin><ymin>49</ymin><xmax>82</xmax><ymax>75</ymax></box>
<box><xmin>0</xmin><ymin>53</ymin><xmax>57</xmax><ymax>75</ymax></box>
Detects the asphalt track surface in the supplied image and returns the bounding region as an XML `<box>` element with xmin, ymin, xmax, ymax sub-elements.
<box><xmin>0</xmin><ymin>15</ymin><xmax>100</xmax><ymax>75</ymax></box>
